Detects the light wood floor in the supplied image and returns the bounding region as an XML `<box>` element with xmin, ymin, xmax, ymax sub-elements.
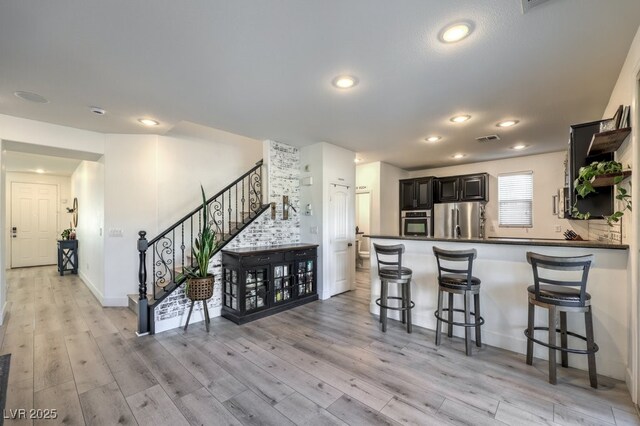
<box><xmin>2</xmin><ymin>266</ymin><xmax>639</xmax><ymax>425</ymax></box>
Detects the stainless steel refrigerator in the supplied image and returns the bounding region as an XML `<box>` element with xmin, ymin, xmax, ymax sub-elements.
<box><xmin>434</xmin><ymin>202</ymin><xmax>485</xmax><ymax>239</ymax></box>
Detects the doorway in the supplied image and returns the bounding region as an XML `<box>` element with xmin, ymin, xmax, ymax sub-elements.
<box><xmin>11</xmin><ymin>182</ymin><xmax>58</xmax><ymax>267</ymax></box>
<box><xmin>329</xmin><ymin>183</ymin><xmax>352</xmax><ymax>296</ymax></box>
<box><xmin>355</xmin><ymin>191</ymin><xmax>371</xmax><ymax>270</ymax></box>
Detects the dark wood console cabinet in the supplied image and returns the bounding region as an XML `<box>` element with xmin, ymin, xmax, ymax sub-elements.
<box><xmin>221</xmin><ymin>243</ymin><xmax>318</xmax><ymax>324</ymax></box>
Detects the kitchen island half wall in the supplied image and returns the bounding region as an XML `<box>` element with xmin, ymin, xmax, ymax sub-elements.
<box><xmin>368</xmin><ymin>236</ymin><xmax>629</xmax><ymax>380</ymax></box>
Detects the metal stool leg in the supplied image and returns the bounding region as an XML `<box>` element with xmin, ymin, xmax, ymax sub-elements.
<box><xmin>381</xmin><ymin>280</ymin><xmax>388</xmax><ymax>332</ymax></box>
<box><xmin>406</xmin><ymin>281</ymin><xmax>412</xmax><ymax>334</ymax></box>
<box><xmin>184</xmin><ymin>300</ymin><xmax>195</xmax><ymax>331</ymax></box>
<box><xmin>447</xmin><ymin>293</ymin><xmax>454</xmax><ymax>337</ymax></box>
<box><xmin>548</xmin><ymin>306</ymin><xmax>557</xmax><ymax>384</ymax></box>
<box><xmin>401</xmin><ymin>283</ymin><xmax>407</xmax><ymax>325</ymax></box>
<box><xmin>464</xmin><ymin>292</ymin><xmax>472</xmax><ymax>356</ymax></box>
<box><xmin>585</xmin><ymin>307</ymin><xmax>598</xmax><ymax>388</ymax></box>
<box><xmin>436</xmin><ymin>288</ymin><xmax>444</xmax><ymax>346</ymax></box>
<box><xmin>474</xmin><ymin>293</ymin><xmax>482</xmax><ymax>347</ymax></box>
<box><xmin>560</xmin><ymin>311</ymin><xmax>568</xmax><ymax>367</ymax></box>
<box><xmin>526</xmin><ymin>301</ymin><xmax>535</xmax><ymax>365</ymax></box>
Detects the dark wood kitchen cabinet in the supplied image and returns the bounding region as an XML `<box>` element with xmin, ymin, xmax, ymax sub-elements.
<box><xmin>399</xmin><ymin>177</ymin><xmax>433</xmax><ymax>210</ymax></box>
<box><xmin>435</xmin><ymin>173</ymin><xmax>488</xmax><ymax>203</ymax></box>
<box><xmin>221</xmin><ymin>244</ymin><xmax>318</xmax><ymax>324</ymax></box>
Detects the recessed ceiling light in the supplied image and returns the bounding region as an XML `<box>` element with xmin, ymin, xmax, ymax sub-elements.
<box><xmin>14</xmin><ymin>91</ymin><xmax>49</xmax><ymax>103</ymax></box>
<box><xmin>332</xmin><ymin>75</ymin><xmax>358</xmax><ymax>89</ymax></box>
<box><xmin>450</xmin><ymin>115</ymin><xmax>471</xmax><ymax>123</ymax></box>
<box><xmin>440</xmin><ymin>22</ymin><xmax>472</xmax><ymax>43</ymax></box>
<box><xmin>425</xmin><ymin>136</ymin><xmax>442</xmax><ymax>143</ymax></box>
<box><xmin>512</xmin><ymin>144</ymin><xmax>527</xmax><ymax>150</ymax></box>
<box><xmin>35</xmin><ymin>169</ymin><xmax>45</xmax><ymax>174</ymax></box>
<box><xmin>497</xmin><ymin>120</ymin><xmax>519</xmax><ymax>128</ymax></box>
<box><xmin>90</xmin><ymin>106</ymin><xmax>106</xmax><ymax>115</ymax></box>
<box><xmin>138</xmin><ymin>118</ymin><xmax>159</xmax><ymax>126</ymax></box>
<box><xmin>452</xmin><ymin>153</ymin><xmax>465</xmax><ymax>159</ymax></box>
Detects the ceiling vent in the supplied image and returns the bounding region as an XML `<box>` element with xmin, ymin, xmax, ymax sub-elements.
<box><xmin>521</xmin><ymin>0</ymin><xmax>551</xmax><ymax>14</ymax></box>
<box><xmin>476</xmin><ymin>134</ymin><xmax>501</xmax><ymax>143</ymax></box>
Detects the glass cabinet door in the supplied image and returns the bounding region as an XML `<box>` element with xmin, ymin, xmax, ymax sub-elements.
<box><xmin>223</xmin><ymin>268</ymin><xmax>238</xmax><ymax>310</ymax></box>
<box><xmin>244</xmin><ymin>267</ymin><xmax>269</xmax><ymax>312</ymax></box>
<box><xmin>297</xmin><ymin>259</ymin><xmax>314</xmax><ymax>296</ymax></box>
<box><xmin>273</xmin><ymin>264</ymin><xmax>294</xmax><ymax>304</ymax></box>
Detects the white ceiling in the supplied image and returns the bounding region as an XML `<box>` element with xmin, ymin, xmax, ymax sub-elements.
<box><xmin>0</xmin><ymin>1</ymin><xmax>638</xmax><ymax>169</ymax></box>
<box><xmin>4</xmin><ymin>151</ymin><xmax>82</xmax><ymax>176</ymax></box>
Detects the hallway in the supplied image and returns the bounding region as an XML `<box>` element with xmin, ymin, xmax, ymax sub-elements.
<box><xmin>1</xmin><ymin>267</ymin><xmax>638</xmax><ymax>425</ymax></box>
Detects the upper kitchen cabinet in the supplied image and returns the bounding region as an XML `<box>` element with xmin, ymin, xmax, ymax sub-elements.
<box><xmin>399</xmin><ymin>177</ymin><xmax>433</xmax><ymax>210</ymax></box>
<box><xmin>436</xmin><ymin>177</ymin><xmax>460</xmax><ymax>202</ymax></box>
<box><xmin>435</xmin><ymin>173</ymin><xmax>489</xmax><ymax>203</ymax></box>
<box><xmin>566</xmin><ymin>120</ymin><xmax>615</xmax><ymax>218</ymax></box>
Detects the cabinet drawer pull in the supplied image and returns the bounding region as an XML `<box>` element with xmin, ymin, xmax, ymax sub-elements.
<box><xmin>258</xmin><ymin>256</ymin><xmax>270</xmax><ymax>261</ymax></box>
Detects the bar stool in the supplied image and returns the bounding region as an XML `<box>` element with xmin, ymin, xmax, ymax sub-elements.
<box><xmin>373</xmin><ymin>243</ymin><xmax>414</xmax><ymax>333</ymax></box>
<box><xmin>433</xmin><ymin>247</ymin><xmax>484</xmax><ymax>356</ymax></box>
<box><xmin>524</xmin><ymin>252</ymin><xmax>598</xmax><ymax>388</ymax></box>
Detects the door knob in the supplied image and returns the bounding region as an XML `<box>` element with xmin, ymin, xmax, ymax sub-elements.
<box><xmin>347</xmin><ymin>243</ymin><xmax>353</xmax><ymax>247</ymax></box>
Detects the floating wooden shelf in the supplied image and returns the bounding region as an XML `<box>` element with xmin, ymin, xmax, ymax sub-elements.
<box><xmin>587</xmin><ymin>127</ymin><xmax>631</xmax><ymax>157</ymax></box>
<box><xmin>591</xmin><ymin>170</ymin><xmax>632</xmax><ymax>188</ymax></box>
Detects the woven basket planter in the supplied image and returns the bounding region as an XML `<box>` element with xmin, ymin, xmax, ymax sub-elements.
<box><xmin>186</xmin><ymin>276</ymin><xmax>214</xmax><ymax>301</ymax></box>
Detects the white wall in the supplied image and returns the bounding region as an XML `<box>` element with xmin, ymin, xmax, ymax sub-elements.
<box><xmin>410</xmin><ymin>151</ymin><xmax>576</xmax><ymax>239</ymax></box>
<box><xmin>4</xmin><ymin>172</ymin><xmax>73</xmax><ymax>269</ymax></box>
<box><xmin>155</xmin><ymin>132</ymin><xmax>261</xmax><ymax>230</ymax></box>
<box><xmin>602</xmin><ymin>24</ymin><xmax>640</xmax><ymax>402</ymax></box>
<box><xmin>379</xmin><ymin>162</ymin><xmax>409</xmax><ymax>236</ymax></box>
<box><xmin>0</xmin><ymin>142</ymin><xmax>6</xmax><ymax>324</ymax></box>
<box><xmin>71</xmin><ymin>159</ymin><xmax>105</xmax><ymax>303</ymax></box>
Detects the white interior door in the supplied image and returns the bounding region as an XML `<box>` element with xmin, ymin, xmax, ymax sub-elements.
<box><xmin>11</xmin><ymin>182</ymin><xmax>58</xmax><ymax>268</ymax></box>
<box><xmin>329</xmin><ymin>184</ymin><xmax>351</xmax><ymax>296</ymax></box>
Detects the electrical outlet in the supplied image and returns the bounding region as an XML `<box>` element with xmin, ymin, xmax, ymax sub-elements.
<box><xmin>310</xmin><ymin>226</ymin><xmax>318</xmax><ymax>235</ymax></box>
<box><xmin>108</xmin><ymin>228</ymin><xmax>123</xmax><ymax>237</ymax></box>
<box><xmin>555</xmin><ymin>225</ymin><xmax>562</xmax><ymax>233</ymax></box>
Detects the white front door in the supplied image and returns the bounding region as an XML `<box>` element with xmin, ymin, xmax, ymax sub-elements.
<box><xmin>11</xmin><ymin>182</ymin><xmax>58</xmax><ymax>268</ymax></box>
<box><xmin>329</xmin><ymin>184</ymin><xmax>351</xmax><ymax>296</ymax></box>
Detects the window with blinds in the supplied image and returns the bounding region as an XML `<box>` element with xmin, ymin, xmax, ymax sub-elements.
<box><xmin>498</xmin><ymin>171</ymin><xmax>533</xmax><ymax>227</ymax></box>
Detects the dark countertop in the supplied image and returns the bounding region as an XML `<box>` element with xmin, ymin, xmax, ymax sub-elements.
<box><xmin>222</xmin><ymin>243</ymin><xmax>319</xmax><ymax>256</ymax></box>
<box><xmin>365</xmin><ymin>235</ymin><xmax>629</xmax><ymax>250</ymax></box>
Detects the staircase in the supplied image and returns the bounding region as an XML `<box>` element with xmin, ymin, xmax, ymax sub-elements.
<box><xmin>131</xmin><ymin>160</ymin><xmax>269</xmax><ymax>335</ymax></box>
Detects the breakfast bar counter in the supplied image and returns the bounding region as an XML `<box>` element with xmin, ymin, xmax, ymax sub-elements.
<box><xmin>366</xmin><ymin>235</ymin><xmax>629</xmax><ymax>380</ymax></box>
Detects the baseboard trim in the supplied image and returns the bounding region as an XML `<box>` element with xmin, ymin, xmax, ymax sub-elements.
<box><xmin>0</xmin><ymin>302</ymin><xmax>7</xmax><ymax>326</ymax></box>
<box><xmin>78</xmin><ymin>271</ymin><xmax>104</xmax><ymax>305</ymax></box>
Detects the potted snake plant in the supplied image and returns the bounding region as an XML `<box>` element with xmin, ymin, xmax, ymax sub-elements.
<box><xmin>181</xmin><ymin>185</ymin><xmax>217</xmax><ymax>301</ymax></box>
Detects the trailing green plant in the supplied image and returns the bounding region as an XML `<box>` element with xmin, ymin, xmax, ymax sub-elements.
<box><xmin>180</xmin><ymin>185</ymin><xmax>217</xmax><ymax>281</ymax></box>
<box><xmin>61</xmin><ymin>228</ymin><xmax>73</xmax><ymax>240</ymax></box>
<box><xmin>572</xmin><ymin>160</ymin><xmax>632</xmax><ymax>225</ymax></box>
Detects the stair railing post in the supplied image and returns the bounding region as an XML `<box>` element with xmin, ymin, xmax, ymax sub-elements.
<box><xmin>137</xmin><ymin>231</ymin><xmax>150</xmax><ymax>335</ymax></box>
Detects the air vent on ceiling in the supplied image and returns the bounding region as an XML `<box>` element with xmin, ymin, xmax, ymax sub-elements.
<box><xmin>476</xmin><ymin>134</ymin><xmax>501</xmax><ymax>143</ymax></box>
<box><xmin>521</xmin><ymin>0</ymin><xmax>551</xmax><ymax>14</ymax></box>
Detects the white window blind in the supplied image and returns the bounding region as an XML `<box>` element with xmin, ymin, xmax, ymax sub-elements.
<box><xmin>498</xmin><ymin>171</ymin><xmax>533</xmax><ymax>227</ymax></box>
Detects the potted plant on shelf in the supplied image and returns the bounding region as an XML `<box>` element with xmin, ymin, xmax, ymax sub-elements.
<box><xmin>180</xmin><ymin>185</ymin><xmax>217</xmax><ymax>331</ymax></box>
<box><xmin>61</xmin><ymin>228</ymin><xmax>73</xmax><ymax>240</ymax></box>
<box><xmin>572</xmin><ymin>160</ymin><xmax>632</xmax><ymax>225</ymax></box>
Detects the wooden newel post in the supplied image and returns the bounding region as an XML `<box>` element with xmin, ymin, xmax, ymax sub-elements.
<box><xmin>137</xmin><ymin>230</ymin><xmax>149</xmax><ymax>335</ymax></box>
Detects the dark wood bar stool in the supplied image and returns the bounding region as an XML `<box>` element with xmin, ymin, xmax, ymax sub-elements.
<box><xmin>524</xmin><ymin>252</ymin><xmax>598</xmax><ymax>387</ymax></box>
<box><xmin>373</xmin><ymin>243</ymin><xmax>414</xmax><ymax>333</ymax></box>
<box><xmin>433</xmin><ymin>247</ymin><xmax>484</xmax><ymax>356</ymax></box>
